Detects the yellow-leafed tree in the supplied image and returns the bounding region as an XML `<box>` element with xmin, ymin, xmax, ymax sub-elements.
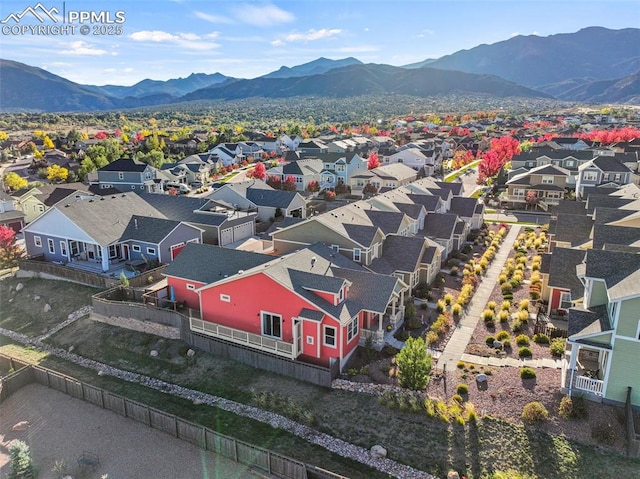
<box><xmin>3</xmin><ymin>172</ymin><xmax>28</xmax><ymax>191</ymax></box>
<box><xmin>46</xmin><ymin>164</ymin><xmax>68</xmax><ymax>182</ymax></box>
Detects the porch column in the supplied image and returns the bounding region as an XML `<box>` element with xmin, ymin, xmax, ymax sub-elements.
<box><xmin>100</xmin><ymin>246</ymin><xmax>109</xmax><ymax>272</ymax></box>
<box><xmin>391</xmin><ymin>298</ymin><xmax>397</xmax><ymax>317</ymax></box>
<box><xmin>378</xmin><ymin>313</ymin><xmax>383</xmax><ymax>332</ymax></box>
<box><xmin>567</xmin><ymin>343</ymin><xmax>578</xmax><ymax>396</ymax></box>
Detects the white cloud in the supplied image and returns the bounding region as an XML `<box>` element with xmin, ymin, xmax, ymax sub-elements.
<box><xmin>130</xmin><ymin>30</ymin><xmax>179</xmax><ymax>42</ymax></box>
<box><xmin>417</xmin><ymin>29</ymin><xmax>435</xmax><ymax>38</ymax></box>
<box><xmin>60</xmin><ymin>41</ymin><xmax>108</xmax><ymax>56</ymax></box>
<box><xmin>233</xmin><ymin>4</ymin><xmax>294</xmax><ymax>26</ymax></box>
<box><xmin>124</xmin><ymin>67</ymin><xmax>134</xmax><ymax>73</ymax></box>
<box><xmin>194</xmin><ymin>11</ymin><xmax>233</xmax><ymax>24</ymax></box>
<box><xmin>129</xmin><ymin>30</ymin><xmax>220</xmax><ymax>51</ymax></box>
<box><xmin>272</xmin><ymin>28</ymin><xmax>342</xmax><ymax>46</ymax></box>
<box><xmin>510</xmin><ymin>32</ymin><xmax>520</xmax><ymax>37</ymax></box>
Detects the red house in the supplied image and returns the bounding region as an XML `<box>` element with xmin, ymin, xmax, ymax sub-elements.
<box><xmin>542</xmin><ymin>247</ymin><xmax>586</xmax><ymax>314</ymax></box>
<box><xmin>163</xmin><ymin>243</ymin><xmax>407</xmax><ymax>370</ymax></box>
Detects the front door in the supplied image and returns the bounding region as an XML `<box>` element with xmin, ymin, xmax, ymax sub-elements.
<box><xmin>122</xmin><ymin>244</ymin><xmax>130</xmax><ymax>260</ymax></box>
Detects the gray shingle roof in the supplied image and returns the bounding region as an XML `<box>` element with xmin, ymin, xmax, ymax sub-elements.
<box><xmin>99</xmin><ymin>158</ymin><xmax>149</xmax><ymax>172</ymax></box>
<box><xmin>593</xmin><ymin>224</ymin><xmax>640</xmax><ymax>250</ymax></box>
<box><xmin>120</xmin><ymin>215</ymin><xmax>183</xmax><ymax>243</ymax></box>
<box><xmin>421</xmin><ymin>213</ymin><xmax>458</xmax><ymax>240</ymax></box>
<box><xmin>364</xmin><ymin>210</ymin><xmax>405</xmax><ymax>235</ymax></box>
<box><xmin>568</xmin><ymin>305</ymin><xmax>612</xmax><ymax>338</ymax></box>
<box><xmin>163</xmin><ymin>243</ymin><xmax>273</xmax><ymax>284</ymax></box>
<box><xmin>137</xmin><ymin>193</ymin><xmax>230</xmax><ymax>227</ymax></box>
<box><xmin>246</xmin><ymin>188</ymin><xmax>298</xmax><ymax>208</ymax></box>
<box><xmin>547</xmin><ymin>247</ymin><xmax>586</xmax><ymax>299</ymax></box>
<box><xmin>582</xmin><ymin>249</ymin><xmax>640</xmax><ymax>300</ymax></box>
<box><xmin>450</xmin><ymin>197</ymin><xmax>477</xmax><ymax>218</ymax></box>
<box><xmin>556</xmin><ymin>199</ymin><xmax>587</xmax><ymax>216</ymax></box>
<box><xmin>367</xmin><ymin>235</ymin><xmax>428</xmax><ymax>275</ymax></box>
<box><xmin>552</xmin><ymin>214</ymin><xmax>593</xmax><ymax>246</ymax></box>
<box><xmin>56</xmin><ymin>193</ymin><xmax>164</xmax><ymax>245</ymax></box>
<box><xmin>592</xmin><ymin>156</ymin><xmax>632</xmax><ymax>173</ymax></box>
<box><xmin>585</xmin><ymin>196</ymin><xmax>634</xmax><ymax>215</ymax></box>
<box><xmin>342</xmin><ymin>224</ymin><xmax>379</xmax><ymax>247</ymax></box>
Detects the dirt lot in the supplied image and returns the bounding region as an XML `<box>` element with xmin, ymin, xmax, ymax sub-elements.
<box><xmin>0</xmin><ymin>383</ymin><xmax>260</xmax><ymax>479</ymax></box>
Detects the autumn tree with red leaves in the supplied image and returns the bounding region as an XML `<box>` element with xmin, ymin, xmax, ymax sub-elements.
<box><xmin>282</xmin><ymin>175</ymin><xmax>297</xmax><ymax>191</ymax></box>
<box><xmin>578</xmin><ymin>127</ymin><xmax>640</xmax><ymax>144</ymax></box>
<box><xmin>477</xmin><ymin>136</ymin><xmax>520</xmax><ymax>184</ymax></box>
<box><xmin>0</xmin><ymin>225</ymin><xmax>24</xmax><ymax>268</ymax></box>
<box><xmin>367</xmin><ymin>152</ymin><xmax>381</xmax><ymax>170</ymax></box>
<box><xmin>247</xmin><ymin>161</ymin><xmax>267</xmax><ymax>180</ymax></box>
<box><xmin>266</xmin><ymin>175</ymin><xmax>282</xmax><ymax>189</ymax></box>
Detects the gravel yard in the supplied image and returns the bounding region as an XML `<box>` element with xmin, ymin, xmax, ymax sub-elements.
<box><xmin>0</xmin><ymin>383</ymin><xmax>260</xmax><ymax>479</ymax></box>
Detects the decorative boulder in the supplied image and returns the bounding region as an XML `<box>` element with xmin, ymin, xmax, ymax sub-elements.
<box><xmin>34</xmin><ymin>295</ymin><xmax>40</xmax><ymax>301</ymax></box>
<box><xmin>15</xmin><ymin>283</ymin><xmax>23</xmax><ymax>291</ymax></box>
<box><xmin>150</xmin><ymin>350</ymin><xmax>158</xmax><ymax>357</ymax></box>
<box><xmin>43</xmin><ymin>304</ymin><xmax>52</xmax><ymax>312</ymax></box>
<box><xmin>476</xmin><ymin>373</ymin><xmax>487</xmax><ymax>383</ymax></box>
<box><xmin>370</xmin><ymin>444</ymin><xmax>387</xmax><ymax>459</ymax></box>
<box><xmin>447</xmin><ymin>472</ymin><xmax>460</xmax><ymax>479</ymax></box>
<box><xmin>186</xmin><ymin>349</ymin><xmax>195</xmax><ymax>358</ymax></box>
<box><xmin>493</xmin><ymin>340</ymin><xmax>503</xmax><ymax>349</ymax></box>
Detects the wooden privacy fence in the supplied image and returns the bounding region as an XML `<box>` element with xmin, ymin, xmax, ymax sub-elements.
<box><xmin>0</xmin><ymin>359</ymin><xmax>308</xmax><ymax>479</ymax></box>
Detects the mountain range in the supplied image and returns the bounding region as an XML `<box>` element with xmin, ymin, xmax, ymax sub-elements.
<box><xmin>1</xmin><ymin>27</ymin><xmax>638</xmax><ymax>112</ymax></box>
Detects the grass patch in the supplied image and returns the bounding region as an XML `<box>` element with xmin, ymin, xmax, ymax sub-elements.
<box><xmin>443</xmin><ymin>160</ymin><xmax>480</xmax><ymax>183</ymax></box>
<box><xmin>0</xmin><ymin>277</ymin><xmax>98</xmax><ymax>336</ymax></box>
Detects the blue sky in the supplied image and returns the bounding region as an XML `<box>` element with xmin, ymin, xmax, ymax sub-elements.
<box><xmin>0</xmin><ymin>0</ymin><xmax>637</xmax><ymax>86</ymax></box>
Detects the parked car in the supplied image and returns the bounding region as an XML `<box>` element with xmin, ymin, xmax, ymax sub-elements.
<box><xmin>189</xmin><ymin>181</ymin><xmax>203</xmax><ymax>188</ymax></box>
<box><xmin>165</xmin><ymin>182</ymin><xmax>191</xmax><ymax>194</ymax></box>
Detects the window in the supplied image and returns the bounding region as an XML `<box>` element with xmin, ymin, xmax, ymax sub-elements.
<box><xmin>118</xmin><ymin>172</ymin><xmax>124</xmax><ymax>180</ymax></box>
<box><xmin>47</xmin><ymin>238</ymin><xmax>55</xmax><ymax>254</ymax></box>
<box><xmin>70</xmin><ymin>241</ymin><xmax>79</xmax><ymax>257</ymax></box>
<box><xmin>541</xmin><ymin>175</ymin><xmax>554</xmax><ymax>184</ymax></box>
<box><xmin>559</xmin><ymin>292</ymin><xmax>572</xmax><ymax>310</ymax></box>
<box><xmin>306</xmin><ymin>336</ymin><xmax>314</xmax><ymax>345</ymax></box>
<box><xmin>108</xmin><ymin>245</ymin><xmax>118</xmax><ymax>259</ymax></box>
<box><xmin>186</xmin><ymin>283</ymin><xmax>196</xmax><ymax>290</ymax></box>
<box><xmin>220</xmin><ymin>294</ymin><xmax>231</xmax><ymax>302</ymax></box>
<box><xmin>583</xmin><ymin>171</ymin><xmax>598</xmax><ymax>181</ymax></box>
<box><xmin>146</xmin><ymin>247</ymin><xmax>156</xmax><ymax>255</ymax></box>
<box><xmin>336</xmin><ymin>165</ymin><xmax>345</xmax><ymax>172</ymax></box>
<box><xmin>60</xmin><ymin>241</ymin><xmax>67</xmax><ymax>257</ymax></box>
<box><xmin>132</xmin><ymin>244</ymin><xmax>141</xmax><ymax>252</ymax></box>
<box><xmin>347</xmin><ymin>317</ymin><xmax>359</xmax><ymax>342</ymax></box>
<box><xmin>565</xmin><ymin>160</ymin><xmax>575</xmax><ymax>168</ymax></box>
<box><xmin>602</xmin><ymin>173</ymin><xmax>610</xmax><ymax>181</ymax></box>
<box><xmin>353</xmin><ymin>248</ymin><xmax>361</xmax><ymax>262</ymax></box>
<box><xmin>262</xmin><ymin>312</ymin><xmax>282</xmax><ymax>339</ymax></box>
<box><xmin>324</xmin><ymin>326</ymin><xmax>336</xmax><ymax>347</ymax></box>
<box><xmin>34</xmin><ymin>236</ymin><xmax>42</xmax><ymax>247</ymax></box>
<box><xmin>331</xmin><ymin>244</ymin><xmax>339</xmax><ymax>253</ymax></box>
<box><xmin>614</xmin><ymin>174</ymin><xmax>622</xmax><ymax>182</ymax></box>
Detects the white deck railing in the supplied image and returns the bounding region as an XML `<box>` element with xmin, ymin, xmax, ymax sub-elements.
<box><xmin>360</xmin><ymin>328</ymin><xmax>384</xmax><ymax>345</ymax></box>
<box><xmin>190</xmin><ymin>317</ymin><xmax>298</xmax><ymax>359</ymax></box>
<box><xmin>573</xmin><ymin>374</ymin><xmax>604</xmax><ymax>396</ymax></box>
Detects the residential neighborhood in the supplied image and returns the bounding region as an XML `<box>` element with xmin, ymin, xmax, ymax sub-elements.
<box><xmin>2</xmin><ymin>109</ymin><xmax>640</xmax><ymax>479</ymax></box>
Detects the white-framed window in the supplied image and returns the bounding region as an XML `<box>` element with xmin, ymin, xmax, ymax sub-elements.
<box><xmin>146</xmin><ymin>247</ymin><xmax>156</xmax><ymax>255</ymax></box>
<box><xmin>347</xmin><ymin>317</ymin><xmax>359</xmax><ymax>342</ymax></box>
<box><xmin>565</xmin><ymin>160</ymin><xmax>575</xmax><ymax>168</ymax></box>
<box><xmin>186</xmin><ymin>283</ymin><xmax>196</xmax><ymax>290</ymax></box>
<box><xmin>338</xmin><ymin>287</ymin><xmax>344</xmax><ymax>302</ymax></box>
<box><xmin>353</xmin><ymin>248</ymin><xmax>361</xmax><ymax>262</ymax></box>
<box><xmin>614</xmin><ymin>174</ymin><xmax>622</xmax><ymax>182</ymax></box>
<box><xmin>108</xmin><ymin>245</ymin><xmax>118</xmax><ymax>258</ymax></box>
<box><xmin>583</xmin><ymin>171</ymin><xmax>598</xmax><ymax>181</ymax></box>
<box><xmin>513</xmin><ymin>188</ymin><xmax>525</xmax><ymax>197</ymax></box>
<box><xmin>70</xmin><ymin>241</ymin><xmax>79</xmax><ymax>257</ymax></box>
<box><xmin>541</xmin><ymin>175</ymin><xmax>554</xmax><ymax>184</ymax></box>
<box><xmin>47</xmin><ymin>238</ymin><xmax>55</xmax><ymax>254</ymax></box>
<box><xmin>60</xmin><ymin>241</ymin><xmax>67</xmax><ymax>257</ymax></box>
<box><xmin>602</xmin><ymin>173</ymin><xmax>610</xmax><ymax>181</ymax></box>
<box><xmin>132</xmin><ymin>244</ymin><xmax>141</xmax><ymax>252</ymax></box>
<box><xmin>331</xmin><ymin>244</ymin><xmax>339</xmax><ymax>253</ymax></box>
<box><xmin>220</xmin><ymin>294</ymin><xmax>231</xmax><ymax>302</ymax></box>
<box><xmin>323</xmin><ymin>325</ymin><xmax>336</xmax><ymax>347</ymax></box>
<box><xmin>34</xmin><ymin>236</ymin><xmax>42</xmax><ymax>247</ymax></box>
<box><xmin>262</xmin><ymin>312</ymin><xmax>282</xmax><ymax>339</ymax></box>
<box><xmin>118</xmin><ymin>172</ymin><xmax>124</xmax><ymax>180</ymax></box>
<box><xmin>559</xmin><ymin>291</ymin><xmax>572</xmax><ymax>310</ymax></box>
<box><xmin>336</xmin><ymin>165</ymin><xmax>345</xmax><ymax>172</ymax></box>
<box><xmin>306</xmin><ymin>335</ymin><xmax>314</xmax><ymax>345</ymax></box>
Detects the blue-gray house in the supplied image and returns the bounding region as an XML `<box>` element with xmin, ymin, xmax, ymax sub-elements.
<box><xmin>97</xmin><ymin>158</ymin><xmax>162</xmax><ymax>193</ymax></box>
<box><xmin>22</xmin><ymin>193</ymin><xmax>202</xmax><ymax>273</ymax></box>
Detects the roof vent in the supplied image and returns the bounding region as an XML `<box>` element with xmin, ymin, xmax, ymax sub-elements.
<box><xmin>100</xmin><ymin>197</ymin><xmax>105</xmax><ymax>200</ymax></box>
<box><xmin>311</xmin><ymin>256</ymin><xmax>317</xmax><ymax>268</ymax></box>
<box><xmin>89</xmin><ymin>199</ymin><xmax>94</xmax><ymax>202</ymax></box>
<box><xmin>238</xmin><ymin>270</ymin><xmax>244</xmax><ymax>274</ymax></box>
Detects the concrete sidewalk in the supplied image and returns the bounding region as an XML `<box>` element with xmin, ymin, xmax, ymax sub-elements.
<box><xmin>436</xmin><ymin>225</ymin><xmax>522</xmax><ymax>371</ymax></box>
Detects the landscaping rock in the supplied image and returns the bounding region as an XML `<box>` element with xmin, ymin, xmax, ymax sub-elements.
<box><xmin>15</xmin><ymin>283</ymin><xmax>23</xmax><ymax>291</ymax></box>
<box><xmin>370</xmin><ymin>444</ymin><xmax>387</xmax><ymax>459</ymax></box>
<box><xmin>476</xmin><ymin>373</ymin><xmax>487</xmax><ymax>383</ymax></box>
<box><xmin>186</xmin><ymin>349</ymin><xmax>195</xmax><ymax>358</ymax></box>
<box><xmin>43</xmin><ymin>303</ymin><xmax>51</xmax><ymax>312</ymax></box>
<box><xmin>447</xmin><ymin>471</ymin><xmax>460</xmax><ymax>479</ymax></box>
<box><xmin>34</xmin><ymin>295</ymin><xmax>40</xmax><ymax>301</ymax></box>
<box><xmin>150</xmin><ymin>350</ymin><xmax>158</xmax><ymax>357</ymax></box>
<box><xmin>493</xmin><ymin>340</ymin><xmax>503</xmax><ymax>349</ymax></box>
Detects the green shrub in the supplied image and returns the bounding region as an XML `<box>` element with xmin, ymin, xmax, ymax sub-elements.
<box><xmin>533</xmin><ymin>333</ymin><xmax>550</xmax><ymax>344</ymax></box>
<box><xmin>498</xmin><ymin>310</ymin><xmax>510</xmax><ymax>323</ymax></box>
<box><xmin>520</xmin><ymin>367</ymin><xmax>536</xmax><ymax>379</ymax></box>
<box><xmin>456</xmin><ymin>383</ymin><xmax>469</xmax><ymax>395</ymax></box>
<box><xmin>518</xmin><ymin>346</ymin><xmax>533</xmax><ymax>358</ymax></box>
<box><xmin>515</xmin><ymin>334</ymin><xmax>530</xmax><ymax>346</ymax></box>
<box><xmin>549</xmin><ymin>338</ymin><xmax>566</xmax><ymax>357</ymax></box>
<box><xmin>519</xmin><ymin>299</ymin><xmax>530</xmax><ymax>311</ymax></box>
<box><xmin>496</xmin><ymin>330</ymin><xmax>510</xmax><ymax>341</ymax></box>
<box><xmin>487</xmin><ymin>300</ymin><xmax>497</xmax><ymax>311</ymax></box>
<box><xmin>451</xmin><ymin>393</ymin><xmax>464</xmax><ymax>404</ymax></box>
<box><xmin>501</xmin><ymin>282</ymin><xmax>512</xmax><ymax>293</ymax></box>
<box><xmin>501</xmin><ymin>300</ymin><xmax>511</xmax><ymax>311</ymax></box>
<box><xmin>512</xmin><ymin>319</ymin><xmax>523</xmax><ymax>332</ymax></box>
<box><xmin>502</xmin><ymin>339</ymin><xmax>511</xmax><ymax>350</ymax></box>
<box><xmin>482</xmin><ymin>309</ymin><xmax>495</xmax><ymax>322</ymax></box>
<box><xmin>451</xmin><ymin>303</ymin><xmax>462</xmax><ymax>316</ymax></box>
<box><xmin>591</xmin><ymin>422</ymin><xmax>616</xmax><ymax>444</ymax></box>
<box><xmin>559</xmin><ymin>395</ymin><xmax>588</xmax><ymax>420</ymax></box>
<box><xmin>444</xmin><ymin>293</ymin><xmax>454</xmax><ymax>305</ymax></box>
<box><xmin>521</xmin><ymin>401</ymin><xmax>548</xmax><ymax>424</ymax></box>
<box><xmin>516</xmin><ymin>310</ymin><xmax>530</xmax><ymax>322</ymax></box>
<box><xmin>456</xmin><ymin>360</ymin><xmax>466</xmax><ymax>369</ymax></box>
<box><xmin>485</xmin><ymin>335</ymin><xmax>496</xmax><ymax>346</ymax></box>
<box><xmin>8</xmin><ymin>440</ymin><xmax>35</xmax><ymax>479</ymax></box>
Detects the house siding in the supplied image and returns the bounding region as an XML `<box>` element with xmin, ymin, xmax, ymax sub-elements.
<box><xmin>605</xmin><ymin>338</ymin><xmax>640</xmax><ymax>405</ymax></box>
<box><xmin>588</xmin><ymin>279</ymin><xmax>608</xmax><ymax>307</ymax></box>
<box><xmin>616</xmin><ymin>296</ymin><xmax>640</xmax><ymax>337</ymax></box>
<box><xmin>156</xmin><ymin>225</ymin><xmax>202</xmax><ymax>263</ymax></box>
<box><xmin>166</xmin><ymin>276</ymin><xmax>204</xmax><ymax>309</ymax></box>
<box><xmin>272</xmin><ymin>221</ymin><xmax>362</xmax><ymax>256</ymax></box>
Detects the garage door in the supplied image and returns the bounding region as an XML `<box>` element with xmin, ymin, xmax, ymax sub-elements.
<box><xmin>170</xmin><ymin>243</ymin><xmax>186</xmax><ymax>260</ymax></box>
<box><xmin>220</xmin><ymin>228</ymin><xmax>234</xmax><ymax>246</ymax></box>
<box><xmin>233</xmin><ymin>222</ymin><xmax>253</xmax><ymax>242</ymax></box>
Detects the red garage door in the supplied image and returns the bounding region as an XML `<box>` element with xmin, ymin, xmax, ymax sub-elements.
<box><xmin>170</xmin><ymin>243</ymin><xmax>185</xmax><ymax>260</ymax></box>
